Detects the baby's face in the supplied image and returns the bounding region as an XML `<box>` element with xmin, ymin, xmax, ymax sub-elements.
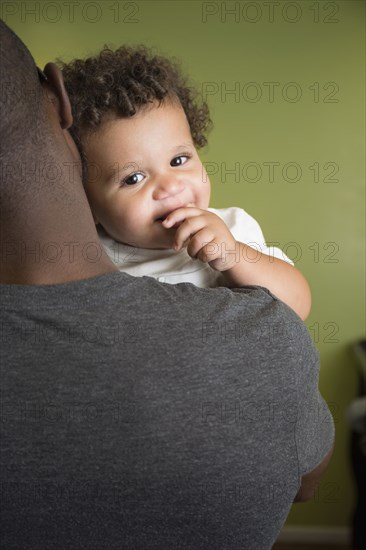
<box><xmin>82</xmin><ymin>101</ymin><xmax>211</xmax><ymax>249</ymax></box>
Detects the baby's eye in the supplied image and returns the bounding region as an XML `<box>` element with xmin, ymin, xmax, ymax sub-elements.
<box><xmin>170</xmin><ymin>155</ymin><xmax>190</xmax><ymax>167</ymax></box>
<box><xmin>123</xmin><ymin>172</ymin><xmax>144</xmax><ymax>186</ymax></box>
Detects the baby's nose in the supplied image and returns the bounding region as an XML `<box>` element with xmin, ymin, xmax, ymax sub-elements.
<box><xmin>152</xmin><ymin>176</ymin><xmax>185</xmax><ymax>200</ymax></box>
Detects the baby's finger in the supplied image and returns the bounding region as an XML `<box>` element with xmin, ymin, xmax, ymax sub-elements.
<box><xmin>186</xmin><ymin>229</ymin><xmax>217</xmax><ymax>259</ymax></box>
<box><xmin>173</xmin><ymin>216</ymin><xmax>208</xmax><ymax>251</ymax></box>
<box><xmin>162</xmin><ymin>207</ymin><xmax>202</xmax><ymax>228</ymax></box>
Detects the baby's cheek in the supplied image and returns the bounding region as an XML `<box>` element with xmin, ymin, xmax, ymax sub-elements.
<box><xmin>115</xmin><ymin>209</ymin><xmax>143</xmax><ymax>238</ymax></box>
<box><xmin>199</xmin><ymin>173</ymin><xmax>211</xmax><ymax>209</ymax></box>
<box><xmin>98</xmin><ymin>205</ymin><xmax>127</xmax><ymax>241</ymax></box>
<box><xmin>129</xmin><ymin>215</ymin><xmax>148</xmax><ymax>237</ymax></box>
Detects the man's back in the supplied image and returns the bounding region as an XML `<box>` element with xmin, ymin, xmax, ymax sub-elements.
<box><xmin>1</xmin><ymin>273</ymin><xmax>334</xmax><ymax>549</ymax></box>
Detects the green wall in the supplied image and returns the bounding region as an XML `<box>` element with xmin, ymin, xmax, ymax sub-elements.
<box><xmin>4</xmin><ymin>0</ymin><xmax>365</xmax><ymax>531</ymax></box>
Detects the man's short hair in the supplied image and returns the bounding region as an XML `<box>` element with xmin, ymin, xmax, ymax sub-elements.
<box><xmin>0</xmin><ymin>20</ymin><xmax>48</xmax><ymax>214</ymax></box>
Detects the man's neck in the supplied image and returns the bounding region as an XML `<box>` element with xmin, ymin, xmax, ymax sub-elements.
<box><xmin>0</xmin><ymin>220</ymin><xmax>118</xmax><ymax>285</ymax></box>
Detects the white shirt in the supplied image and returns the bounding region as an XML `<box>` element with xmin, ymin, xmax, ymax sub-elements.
<box><xmin>97</xmin><ymin>207</ymin><xmax>294</xmax><ymax>288</ymax></box>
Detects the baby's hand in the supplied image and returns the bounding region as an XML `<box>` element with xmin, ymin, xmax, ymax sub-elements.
<box><xmin>162</xmin><ymin>207</ymin><xmax>238</xmax><ymax>271</ymax></box>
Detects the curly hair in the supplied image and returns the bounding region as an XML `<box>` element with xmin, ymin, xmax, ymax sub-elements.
<box><xmin>59</xmin><ymin>45</ymin><xmax>212</xmax><ymax>155</ymax></box>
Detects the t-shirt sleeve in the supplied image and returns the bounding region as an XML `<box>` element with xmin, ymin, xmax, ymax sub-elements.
<box><xmin>211</xmin><ymin>207</ymin><xmax>295</xmax><ymax>266</ymax></box>
<box><xmin>294</xmin><ymin>337</ymin><xmax>335</xmax><ymax>476</ymax></box>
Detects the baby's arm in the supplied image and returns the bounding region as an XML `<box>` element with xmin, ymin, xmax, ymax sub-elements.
<box><xmin>163</xmin><ymin>208</ymin><xmax>311</xmax><ymax>320</ymax></box>
<box><xmin>218</xmin><ymin>244</ymin><xmax>311</xmax><ymax>320</ymax></box>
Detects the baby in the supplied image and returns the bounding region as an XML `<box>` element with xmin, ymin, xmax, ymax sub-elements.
<box><xmin>60</xmin><ymin>46</ymin><xmax>311</xmax><ymax>319</ymax></box>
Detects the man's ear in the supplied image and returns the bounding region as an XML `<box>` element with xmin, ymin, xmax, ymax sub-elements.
<box><xmin>42</xmin><ymin>62</ymin><xmax>73</xmax><ymax>130</ymax></box>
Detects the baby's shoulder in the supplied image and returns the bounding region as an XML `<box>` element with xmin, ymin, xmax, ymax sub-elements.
<box><xmin>208</xmin><ymin>206</ymin><xmax>261</xmax><ymax>232</ymax></box>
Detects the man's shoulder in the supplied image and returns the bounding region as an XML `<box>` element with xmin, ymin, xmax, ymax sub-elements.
<box><xmin>2</xmin><ymin>272</ymin><xmax>316</xmax><ymax>370</ymax></box>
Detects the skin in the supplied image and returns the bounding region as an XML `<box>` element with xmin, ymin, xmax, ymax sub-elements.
<box><xmin>0</xmin><ymin>62</ymin><xmax>116</xmax><ymax>285</ymax></box>
<box><xmin>82</xmin><ymin>100</ymin><xmax>211</xmax><ymax>250</ymax></box>
<box><xmin>82</xmin><ymin>101</ymin><xmax>312</xmax><ymax>320</ymax></box>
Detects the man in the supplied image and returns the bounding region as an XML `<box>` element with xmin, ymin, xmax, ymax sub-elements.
<box><xmin>0</xmin><ymin>20</ymin><xmax>334</xmax><ymax>549</ymax></box>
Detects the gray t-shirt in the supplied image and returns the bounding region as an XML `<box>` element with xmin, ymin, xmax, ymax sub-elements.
<box><xmin>0</xmin><ymin>272</ymin><xmax>334</xmax><ymax>549</ymax></box>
